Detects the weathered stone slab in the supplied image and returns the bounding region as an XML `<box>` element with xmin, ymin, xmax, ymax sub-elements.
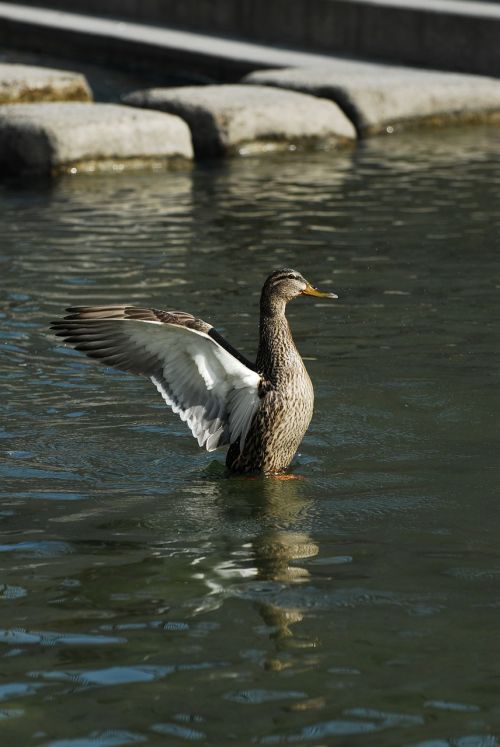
<box><xmin>122</xmin><ymin>84</ymin><xmax>356</xmax><ymax>156</ymax></box>
<box><xmin>244</xmin><ymin>62</ymin><xmax>500</xmax><ymax>135</ymax></box>
<box><xmin>0</xmin><ymin>102</ymin><xmax>193</xmax><ymax>176</ymax></box>
<box><xmin>0</xmin><ymin>63</ymin><xmax>92</xmax><ymax>104</ymax></box>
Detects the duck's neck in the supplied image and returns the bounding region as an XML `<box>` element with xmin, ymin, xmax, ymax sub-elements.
<box><xmin>257</xmin><ymin>296</ymin><xmax>302</xmax><ymax>381</ymax></box>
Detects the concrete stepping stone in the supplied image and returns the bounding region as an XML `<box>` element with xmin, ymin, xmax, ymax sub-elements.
<box><xmin>122</xmin><ymin>84</ymin><xmax>356</xmax><ymax>157</ymax></box>
<box><xmin>244</xmin><ymin>61</ymin><xmax>500</xmax><ymax>136</ymax></box>
<box><xmin>0</xmin><ymin>102</ymin><xmax>193</xmax><ymax>176</ymax></box>
<box><xmin>0</xmin><ymin>62</ymin><xmax>92</xmax><ymax>104</ymax></box>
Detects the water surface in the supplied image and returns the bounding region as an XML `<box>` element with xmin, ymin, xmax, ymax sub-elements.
<box><xmin>1</xmin><ymin>127</ymin><xmax>500</xmax><ymax>746</ymax></box>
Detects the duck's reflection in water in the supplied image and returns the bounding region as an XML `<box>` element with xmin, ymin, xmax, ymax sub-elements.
<box><xmin>197</xmin><ymin>474</ymin><xmax>319</xmax><ymax>654</ymax></box>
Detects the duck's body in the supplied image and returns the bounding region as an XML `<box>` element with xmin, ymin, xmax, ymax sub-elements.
<box><xmin>227</xmin><ymin>306</ymin><xmax>314</xmax><ymax>473</ymax></box>
<box><xmin>51</xmin><ymin>269</ymin><xmax>337</xmax><ymax>475</ymax></box>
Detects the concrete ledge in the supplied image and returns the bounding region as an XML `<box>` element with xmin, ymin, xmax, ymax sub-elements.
<box><xmin>0</xmin><ymin>2</ymin><xmax>346</xmax><ymax>83</ymax></box>
<box><xmin>3</xmin><ymin>0</ymin><xmax>500</xmax><ymax>77</ymax></box>
<box><xmin>245</xmin><ymin>63</ymin><xmax>500</xmax><ymax>135</ymax></box>
<box><xmin>0</xmin><ymin>62</ymin><xmax>92</xmax><ymax>102</ymax></box>
<box><xmin>0</xmin><ymin>102</ymin><xmax>193</xmax><ymax>176</ymax></box>
<box><xmin>123</xmin><ymin>84</ymin><xmax>356</xmax><ymax>157</ymax></box>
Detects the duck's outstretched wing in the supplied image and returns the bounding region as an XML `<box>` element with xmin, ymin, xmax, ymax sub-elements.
<box><xmin>51</xmin><ymin>306</ymin><xmax>261</xmax><ymax>452</ymax></box>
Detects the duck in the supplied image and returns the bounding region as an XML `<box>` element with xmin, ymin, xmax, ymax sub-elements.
<box><xmin>50</xmin><ymin>269</ymin><xmax>337</xmax><ymax>474</ymax></box>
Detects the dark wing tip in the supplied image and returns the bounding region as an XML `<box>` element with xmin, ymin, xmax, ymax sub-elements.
<box><xmin>50</xmin><ymin>320</ymin><xmax>69</xmax><ymax>334</ymax></box>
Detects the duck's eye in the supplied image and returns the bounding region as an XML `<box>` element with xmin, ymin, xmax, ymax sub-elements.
<box><xmin>287</xmin><ymin>274</ymin><xmax>296</xmax><ymax>280</ymax></box>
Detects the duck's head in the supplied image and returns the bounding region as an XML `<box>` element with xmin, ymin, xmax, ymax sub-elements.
<box><xmin>262</xmin><ymin>268</ymin><xmax>338</xmax><ymax>304</ymax></box>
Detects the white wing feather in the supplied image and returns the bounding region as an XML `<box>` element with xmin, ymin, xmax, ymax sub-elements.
<box><xmin>58</xmin><ymin>317</ymin><xmax>261</xmax><ymax>452</ymax></box>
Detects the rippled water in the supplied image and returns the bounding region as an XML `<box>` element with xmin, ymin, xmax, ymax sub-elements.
<box><xmin>1</xmin><ymin>127</ymin><xmax>500</xmax><ymax>747</ymax></box>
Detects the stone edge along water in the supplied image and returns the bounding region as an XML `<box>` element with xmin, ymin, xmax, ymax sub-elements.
<box><xmin>0</xmin><ymin>102</ymin><xmax>194</xmax><ymax>176</ymax></box>
<box><xmin>243</xmin><ymin>63</ymin><xmax>500</xmax><ymax>135</ymax></box>
<box><xmin>0</xmin><ymin>62</ymin><xmax>92</xmax><ymax>104</ymax></box>
<box><xmin>122</xmin><ymin>83</ymin><xmax>357</xmax><ymax>157</ymax></box>
<box><xmin>3</xmin><ymin>29</ymin><xmax>500</xmax><ymax>176</ymax></box>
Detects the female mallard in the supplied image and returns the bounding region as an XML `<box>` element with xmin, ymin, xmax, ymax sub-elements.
<box><xmin>51</xmin><ymin>269</ymin><xmax>337</xmax><ymax>474</ymax></box>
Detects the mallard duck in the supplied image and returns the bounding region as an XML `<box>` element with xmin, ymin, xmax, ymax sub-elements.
<box><xmin>51</xmin><ymin>269</ymin><xmax>337</xmax><ymax>474</ymax></box>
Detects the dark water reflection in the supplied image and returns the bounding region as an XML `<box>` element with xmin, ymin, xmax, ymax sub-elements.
<box><xmin>1</xmin><ymin>127</ymin><xmax>500</xmax><ymax>746</ymax></box>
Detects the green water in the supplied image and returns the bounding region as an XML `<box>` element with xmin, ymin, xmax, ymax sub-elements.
<box><xmin>1</xmin><ymin>128</ymin><xmax>500</xmax><ymax>747</ymax></box>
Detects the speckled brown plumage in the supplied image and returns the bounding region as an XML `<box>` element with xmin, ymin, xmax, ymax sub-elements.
<box><xmin>226</xmin><ymin>306</ymin><xmax>314</xmax><ymax>473</ymax></box>
<box><xmin>51</xmin><ymin>269</ymin><xmax>337</xmax><ymax>475</ymax></box>
<box><xmin>228</xmin><ymin>269</ymin><xmax>337</xmax><ymax>473</ymax></box>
